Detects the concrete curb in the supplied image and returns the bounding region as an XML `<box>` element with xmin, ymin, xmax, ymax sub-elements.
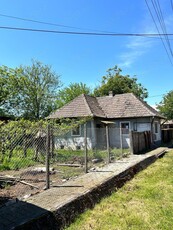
<box><xmin>16</xmin><ymin>150</ymin><xmax>166</xmax><ymax>230</ymax></box>
<box><xmin>0</xmin><ymin>148</ymin><xmax>167</xmax><ymax>230</ymax></box>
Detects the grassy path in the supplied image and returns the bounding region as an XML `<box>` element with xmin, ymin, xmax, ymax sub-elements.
<box><xmin>66</xmin><ymin>150</ymin><xmax>173</xmax><ymax>230</ymax></box>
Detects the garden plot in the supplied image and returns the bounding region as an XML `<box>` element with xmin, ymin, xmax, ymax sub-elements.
<box><xmin>0</xmin><ymin>148</ymin><xmax>130</xmax><ymax>208</ymax></box>
<box><xmin>0</xmin><ymin>163</ymin><xmax>85</xmax><ymax>207</ymax></box>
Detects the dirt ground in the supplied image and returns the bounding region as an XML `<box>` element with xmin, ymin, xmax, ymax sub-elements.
<box><xmin>0</xmin><ymin>154</ymin><xmax>107</xmax><ymax>208</ymax></box>
<box><xmin>0</xmin><ymin>164</ymin><xmax>85</xmax><ymax>207</ymax></box>
<box><xmin>0</xmin><ymin>169</ymin><xmax>46</xmax><ymax>207</ymax></box>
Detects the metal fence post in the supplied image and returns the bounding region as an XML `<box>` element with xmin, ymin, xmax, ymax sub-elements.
<box><xmin>129</xmin><ymin>131</ymin><xmax>134</xmax><ymax>154</ymax></box>
<box><xmin>46</xmin><ymin>124</ymin><xmax>50</xmax><ymax>189</ymax></box>
<box><xmin>106</xmin><ymin>124</ymin><xmax>110</xmax><ymax>163</ymax></box>
<box><xmin>120</xmin><ymin>126</ymin><xmax>123</xmax><ymax>155</ymax></box>
<box><xmin>84</xmin><ymin>123</ymin><xmax>88</xmax><ymax>173</ymax></box>
<box><xmin>23</xmin><ymin>129</ymin><xmax>27</xmax><ymax>157</ymax></box>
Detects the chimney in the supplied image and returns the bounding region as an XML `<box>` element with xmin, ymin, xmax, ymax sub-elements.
<box><xmin>109</xmin><ymin>91</ymin><xmax>113</xmax><ymax>97</ymax></box>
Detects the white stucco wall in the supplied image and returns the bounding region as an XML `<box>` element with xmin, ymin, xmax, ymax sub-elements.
<box><xmin>54</xmin><ymin>117</ymin><xmax>162</xmax><ymax>150</ymax></box>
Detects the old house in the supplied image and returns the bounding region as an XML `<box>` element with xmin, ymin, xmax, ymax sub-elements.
<box><xmin>48</xmin><ymin>93</ymin><xmax>164</xmax><ymax>150</ymax></box>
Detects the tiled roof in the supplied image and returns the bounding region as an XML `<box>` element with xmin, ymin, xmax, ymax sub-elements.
<box><xmin>97</xmin><ymin>93</ymin><xmax>163</xmax><ymax>118</ymax></box>
<box><xmin>48</xmin><ymin>94</ymin><xmax>105</xmax><ymax>118</ymax></box>
<box><xmin>48</xmin><ymin>93</ymin><xmax>163</xmax><ymax>119</ymax></box>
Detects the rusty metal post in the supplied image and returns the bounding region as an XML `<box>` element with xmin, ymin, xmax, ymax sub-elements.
<box><xmin>120</xmin><ymin>126</ymin><xmax>123</xmax><ymax>155</ymax></box>
<box><xmin>84</xmin><ymin>123</ymin><xmax>88</xmax><ymax>173</ymax></box>
<box><xmin>46</xmin><ymin>124</ymin><xmax>50</xmax><ymax>189</ymax></box>
<box><xmin>129</xmin><ymin>131</ymin><xmax>134</xmax><ymax>154</ymax></box>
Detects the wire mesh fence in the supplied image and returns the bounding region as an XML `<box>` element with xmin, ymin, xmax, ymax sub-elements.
<box><xmin>0</xmin><ymin>123</ymin><xmax>131</xmax><ymax>207</ymax></box>
<box><xmin>0</xmin><ymin>126</ymin><xmax>48</xmax><ymax>205</ymax></box>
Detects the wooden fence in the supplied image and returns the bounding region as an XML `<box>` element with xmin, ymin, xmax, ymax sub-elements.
<box><xmin>162</xmin><ymin>129</ymin><xmax>173</xmax><ymax>143</ymax></box>
<box><xmin>130</xmin><ymin>131</ymin><xmax>151</xmax><ymax>154</ymax></box>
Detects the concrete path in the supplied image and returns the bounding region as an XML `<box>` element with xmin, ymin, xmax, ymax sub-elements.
<box><xmin>0</xmin><ymin>147</ymin><xmax>168</xmax><ymax>230</ymax></box>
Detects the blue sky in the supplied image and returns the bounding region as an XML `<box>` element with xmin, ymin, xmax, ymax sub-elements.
<box><xmin>0</xmin><ymin>0</ymin><xmax>173</xmax><ymax>106</ymax></box>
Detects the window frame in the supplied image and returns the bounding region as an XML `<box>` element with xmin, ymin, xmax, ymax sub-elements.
<box><xmin>120</xmin><ymin>121</ymin><xmax>130</xmax><ymax>135</ymax></box>
<box><xmin>71</xmin><ymin>125</ymin><xmax>81</xmax><ymax>136</ymax></box>
<box><xmin>154</xmin><ymin>122</ymin><xmax>158</xmax><ymax>134</ymax></box>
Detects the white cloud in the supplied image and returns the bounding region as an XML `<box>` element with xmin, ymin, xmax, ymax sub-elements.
<box><xmin>119</xmin><ymin>7</ymin><xmax>173</xmax><ymax>69</ymax></box>
<box><xmin>119</xmin><ymin>36</ymin><xmax>154</xmax><ymax>68</ymax></box>
<box><xmin>120</xmin><ymin>47</ymin><xmax>146</xmax><ymax>67</ymax></box>
<box><xmin>118</xmin><ymin>12</ymin><xmax>157</xmax><ymax>68</ymax></box>
<box><xmin>165</xmin><ymin>15</ymin><xmax>173</xmax><ymax>32</ymax></box>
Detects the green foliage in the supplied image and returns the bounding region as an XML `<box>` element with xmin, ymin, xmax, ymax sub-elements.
<box><xmin>157</xmin><ymin>90</ymin><xmax>173</xmax><ymax>119</ymax></box>
<box><xmin>1</xmin><ymin>62</ymin><xmax>148</xmax><ymax>119</ymax></box>
<box><xmin>0</xmin><ymin>66</ymin><xmax>16</xmax><ymax>106</ymax></box>
<box><xmin>0</xmin><ymin>117</ymin><xmax>91</xmax><ymax>166</ymax></box>
<box><xmin>0</xmin><ymin>66</ymin><xmax>21</xmax><ymax>116</ymax></box>
<box><xmin>54</xmin><ymin>149</ymin><xmax>84</xmax><ymax>163</ymax></box>
<box><xmin>94</xmin><ymin>66</ymin><xmax>148</xmax><ymax>99</ymax></box>
<box><xmin>0</xmin><ymin>61</ymin><xmax>61</xmax><ymax>120</ymax></box>
<box><xmin>13</xmin><ymin>60</ymin><xmax>61</xmax><ymax>120</ymax></box>
<box><xmin>53</xmin><ymin>148</ymin><xmax>130</xmax><ymax>165</ymax></box>
<box><xmin>0</xmin><ymin>149</ymin><xmax>36</xmax><ymax>171</ymax></box>
<box><xmin>0</xmin><ymin>116</ymin><xmax>127</xmax><ymax>172</ymax></box>
<box><xmin>56</xmin><ymin>82</ymin><xmax>92</xmax><ymax>108</ymax></box>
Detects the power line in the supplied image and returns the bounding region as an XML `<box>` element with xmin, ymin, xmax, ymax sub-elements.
<box><xmin>145</xmin><ymin>0</ymin><xmax>173</xmax><ymax>66</ymax></box>
<box><xmin>1</xmin><ymin>25</ymin><xmax>173</xmax><ymax>37</ymax></box>
<box><xmin>0</xmin><ymin>13</ymin><xmax>115</xmax><ymax>34</ymax></box>
<box><xmin>1</xmin><ymin>12</ymin><xmax>173</xmax><ymax>37</ymax></box>
<box><xmin>145</xmin><ymin>0</ymin><xmax>173</xmax><ymax>63</ymax></box>
<box><xmin>1</xmin><ymin>12</ymin><xmax>173</xmax><ymax>40</ymax></box>
<box><xmin>171</xmin><ymin>0</ymin><xmax>173</xmax><ymax>11</ymax></box>
<box><xmin>152</xmin><ymin>0</ymin><xmax>173</xmax><ymax>57</ymax></box>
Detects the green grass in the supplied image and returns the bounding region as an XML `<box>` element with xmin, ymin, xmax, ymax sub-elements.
<box><xmin>66</xmin><ymin>150</ymin><xmax>173</xmax><ymax>230</ymax></box>
<box><xmin>0</xmin><ymin>148</ymin><xmax>37</xmax><ymax>171</ymax></box>
<box><xmin>54</xmin><ymin>148</ymin><xmax>130</xmax><ymax>163</ymax></box>
<box><xmin>0</xmin><ymin>147</ymin><xmax>130</xmax><ymax>171</ymax></box>
<box><xmin>53</xmin><ymin>149</ymin><xmax>84</xmax><ymax>163</ymax></box>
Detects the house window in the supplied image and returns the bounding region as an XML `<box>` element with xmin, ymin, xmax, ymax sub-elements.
<box><xmin>121</xmin><ymin>122</ymin><xmax>130</xmax><ymax>134</ymax></box>
<box><xmin>154</xmin><ymin>122</ymin><xmax>158</xmax><ymax>133</ymax></box>
<box><xmin>96</xmin><ymin>124</ymin><xmax>104</xmax><ymax>128</ymax></box>
<box><xmin>96</xmin><ymin>124</ymin><xmax>101</xmax><ymax>128</ymax></box>
<box><xmin>71</xmin><ymin>125</ymin><xmax>81</xmax><ymax>136</ymax></box>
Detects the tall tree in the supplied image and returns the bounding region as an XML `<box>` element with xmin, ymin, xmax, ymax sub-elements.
<box><xmin>56</xmin><ymin>82</ymin><xmax>91</xmax><ymax>108</ymax></box>
<box><xmin>10</xmin><ymin>60</ymin><xmax>61</xmax><ymax>120</ymax></box>
<box><xmin>157</xmin><ymin>90</ymin><xmax>173</xmax><ymax>119</ymax></box>
<box><xmin>94</xmin><ymin>66</ymin><xmax>148</xmax><ymax>99</ymax></box>
<box><xmin>0</xmin><ymin>66</ymin><xmax>19</xmax><ymax>116</ymax></box>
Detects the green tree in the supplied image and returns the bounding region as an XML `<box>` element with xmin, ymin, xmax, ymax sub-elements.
<box><xmin>56</xmin><ymin>82</ymin><xmax>91</xmax><ymax>108</ymax></box>
<box><xmin>94</xmin><ymin>66</ymin><xmax>148</xmax><ymax>99</ymax></box>
<box><xmin>10</xmin><ymin>60</ymin><xmax>61</xmax><ymax>120</ymax></box>
<box><xmin>157</xmin><ymin>90</ymin><xmax>173</xmax><ymax>119</ymax></box>
<box><xmin>0</xmin><ymin>66</ymin><xmax>20</xmax><ymax>116</ymax></box>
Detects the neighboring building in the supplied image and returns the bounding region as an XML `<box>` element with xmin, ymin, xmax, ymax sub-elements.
<box><xmin>162</xmin><ymin>120</ymin><xmax>173</xmax><ymax>129</ymax></box>
<box><xmin>48</xmin><ymin>93</ymin><xmax>164</xmax><ymax>150</ymax></box>
<box><xmin>161</xmin><ymin>120</ymin><xmax>173</xmax><ymax>144</ymax></box>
